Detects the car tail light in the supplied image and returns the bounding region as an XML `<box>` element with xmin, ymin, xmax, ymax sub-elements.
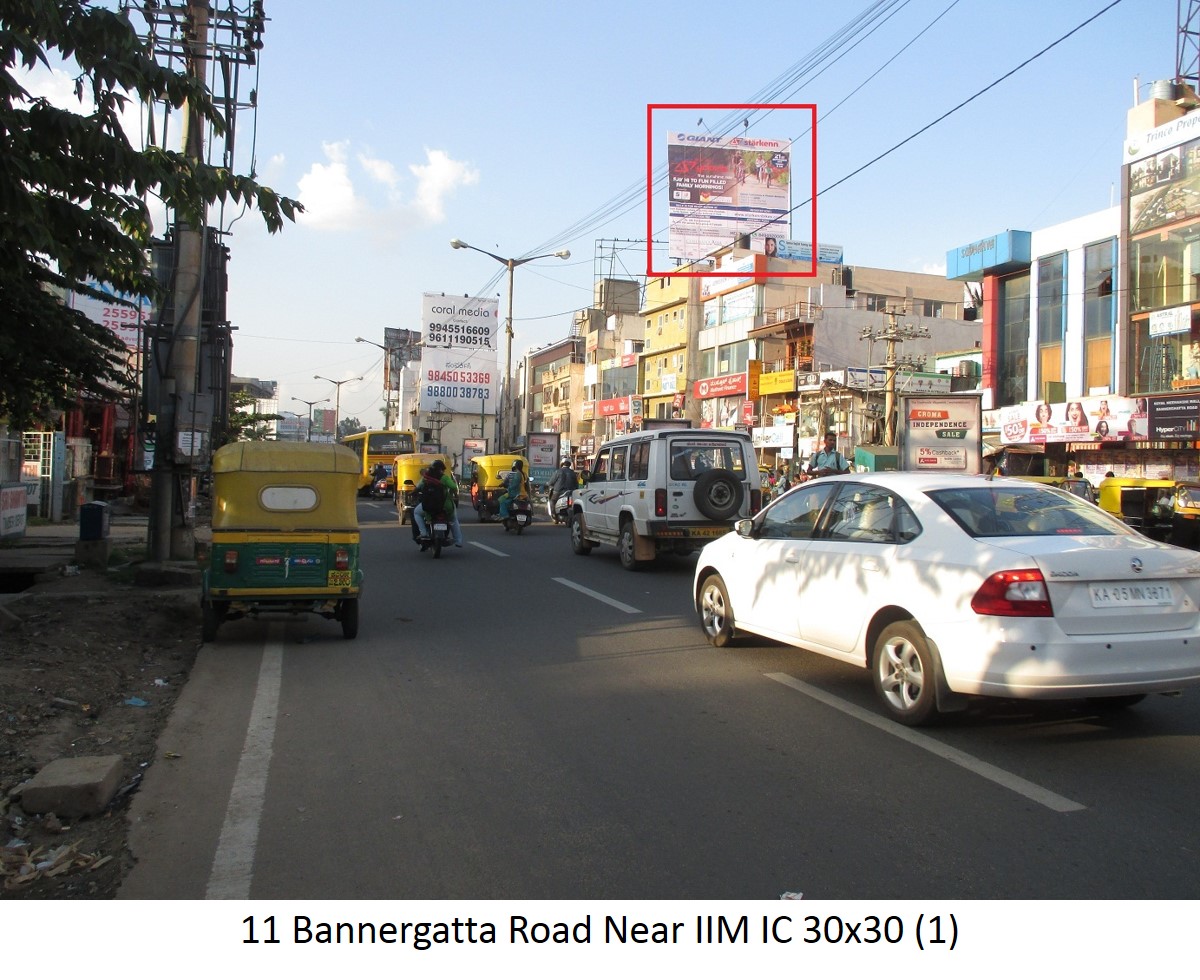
<box><xmin>751</xmin><ymin>488</ymin><xmax>761</xmax><ymax>513</ymax></box>
<box><xmin>971</xmin><ymin>569</ymin><xmax>1053</xmax><ymax>617</ymax></box>
<box><xmin>223</xmin><ymin>549</ymin><xmax>239</xmax><ymax>573</ymax></box>
<box><xmin>334</xmin><ymin>548</ymin><xmax>350</xmax><ymax>571</ymax></box>
<box><xmin>655</xmin><ymin>488</ymin><xmax>667</xmax><ymax>517</ymax></box>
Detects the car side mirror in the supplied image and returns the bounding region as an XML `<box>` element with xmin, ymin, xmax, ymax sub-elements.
<box><xmin>735</xmin><ymin>518</ymin><xmax>754</xmax><ymax>538</ymax></box>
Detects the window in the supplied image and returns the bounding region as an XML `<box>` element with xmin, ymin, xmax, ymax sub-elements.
<box><xmin>590</xmin><ymin>449</ymin><xmax>610</xmax><ymax>483</ymax></box>
<box><xmin>1037</xmin><ymin>252</ymin><xmax>1066</xmax><ymax>388</ymax></box>
<box><xmin>610</xmin><ymin>446</ymin><xmax>628</xmax><ymax>482</ymax></box>
<box><xmin>997</xmin><ymin>273</ymin><xmax>1030</xmax><ymax>406</ymax></box>
<box><xmin>1084</xmin><ymin>238</ymin><xmax>1115</xmax><ymax>391</ymax></box>
<box><xmin>629</xmin><ymin>441</ymin><xmax>650</xmax><ymax>481</ymax></box>
<box><xmin>759</xmin><ymin>483</ymin><xmax>837</xmax><ymax>540</ymax></box>
<box><xmin>824</xmin><ymin>485</ymin><xmax>919</xmax><ymax>543</ymax></box>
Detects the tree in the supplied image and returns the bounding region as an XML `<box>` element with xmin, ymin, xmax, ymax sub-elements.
<box><xmin>0</xmin><ymin>0</ymin><xmax>302</xmax><ymax>428</ymax></box>
<box><xmin>337</xmin><ymin>417</ymin><xmax>365</xmax><ymax>440</ymax></box>
<box><xmin>223</xmin><ymin>389</ymin><xmax>281</xmax><ymax>443</ymax></box>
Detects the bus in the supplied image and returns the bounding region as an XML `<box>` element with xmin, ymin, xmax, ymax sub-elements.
<box><xmin>340</xmin><ymin>429</ymin><xmax>417</xmax><ymax>494</ymax></box>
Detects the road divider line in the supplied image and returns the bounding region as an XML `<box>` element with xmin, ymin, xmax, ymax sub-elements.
<box><xmin>472</xmin><ymin>542</ymin><xmax>508</xmax><ymax>556</ymax></box>
<box><xmin>553</xmin><ymin>577</ymin><xmax>641</xmax><ymax>614</ymax></box>
<box><xmin>765</xmin><ymin>672</ymin><xmax>1086</xmax><ymax>814</ymax></box>
<box><xmin>206</xmin><ymin>625</ymin><xmax>284</xmax><ymax>899</ymax></box>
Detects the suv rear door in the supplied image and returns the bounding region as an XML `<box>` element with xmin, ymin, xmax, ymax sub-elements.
<box><xmin>663</xmin><ymin>434</ymin><xmax>751</xmax><ymax>523</ymax></box>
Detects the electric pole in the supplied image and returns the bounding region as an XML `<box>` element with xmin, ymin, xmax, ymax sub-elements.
<box><xmin>860</xmin><ymin>310</ymin><xmax>930</xmax><ymax>447</ymax></box>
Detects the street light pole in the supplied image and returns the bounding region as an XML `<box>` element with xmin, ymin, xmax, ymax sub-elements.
<box><xmin>314</xmin><ymin>374</ymin><xmax>363</xmax><ymax>439</ymax></box>
<box><xmin>356</xmin><ymin>336</ymin><xmax>402</xmax><ymax>428</ymax></box>
<box><xmin>291</xmin><ymin>397</ymin><xmax>329</xmax><ymax>442</ymax></box>
<box><xmin>449</xmin><ymin>238</ymin><xmax>570</xmax><ymax>450</ymax></box>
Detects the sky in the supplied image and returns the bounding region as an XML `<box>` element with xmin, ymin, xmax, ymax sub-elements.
<box><xmin>27</xmin><ymin>0</ymin><xmax>1184</xmax><ymax>426</ymax></box>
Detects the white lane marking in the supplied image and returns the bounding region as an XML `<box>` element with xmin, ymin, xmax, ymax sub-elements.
<box><xmin>765</xmin><ymin>672</ymin><xmax>1086</xmax><ymax>814</ymax></box>
<box><xmin>553</xmin><ymin>577</ymin><xmax>642</xmax><ymax>614</ymax></box>
<box><xmin>472</xmin><ymin>541</ymin><xmax>508</xmax><ymax>556</ymax></box>
<box><xmin>205</xmin><ymin>625</ymin><xmax>284</xmax><ymax>899</ymax></box>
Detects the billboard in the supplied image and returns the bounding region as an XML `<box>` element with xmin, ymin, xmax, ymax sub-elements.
<box><xmin>68</xmin><ymin>278</ymin><xmax>153</xmax><ymax>350</ymax></box>
<box><xmin>666</xmin><ymin>132</ymin><xmax>791</xmax><ymax>261</ymax></box>
<box><xmin>898</xmin><ymin>394</ymin><xmax>983</xmax><ymax>472</ymax></box>
<box><xmin>418</xmin><ymin>294</ymin><xmax>499</xmax><ymax>415</ymax></box>
<box><xmin>383</xmin><ymin>327</ymin><xmax>421</xmax><ymax>392</ymax></box>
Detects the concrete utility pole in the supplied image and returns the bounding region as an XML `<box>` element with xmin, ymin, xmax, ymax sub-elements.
<box><xmin>150</xmin><ymin>0</ymin><xmax>209</xmax><ymax>562</ymax></box>
<box><xmin>860</xmin><ymin>310</ymin><xmax>930</xmax><ymax>447</ymax></box>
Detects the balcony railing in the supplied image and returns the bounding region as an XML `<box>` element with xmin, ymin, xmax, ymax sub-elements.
<box><xmin>763</xmin><ymin>301</ymin><xmax>821</xmax><ymax>325</ymax></box>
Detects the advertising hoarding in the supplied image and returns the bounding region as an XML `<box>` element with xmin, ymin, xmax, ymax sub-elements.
<box><xmin>526</xmin><ymin>432</ymin><xmax>560</xmax><ymax>484</ymax></box>
<box><xmin>418</xmin><ymin>294</ymin><xmax>500</xmax><ymax>414</ymax></box>
<box><xmin>666</xmin><ymin>132</ymin><xmax>791</xmax><ymax>261</ymax></box>
<box><xmin>898</xmin><ymin>394</ymin><xmax>983</xmax><ymax>472</ymax></box>
<box><xmin>68</xmin><ymin>278</ymin><xmax>153</xmax><ymax>350</ymax></box>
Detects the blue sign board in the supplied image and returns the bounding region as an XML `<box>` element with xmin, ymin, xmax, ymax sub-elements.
<box><xmin>945</xmin><ymin>230</ymin><xmax>1031</xmax><ymax>281</ymax></box>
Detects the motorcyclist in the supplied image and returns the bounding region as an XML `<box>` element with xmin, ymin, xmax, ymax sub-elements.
<box><xmin>497</xmin><ymin>459</ymin><xmax>528</xmax><ymax>519</ymax></box>
<box><xmin>371</xmin><ymin>462</ymin><xmax>388</xmax><ymax>484</ymax></box>
<box><xmin>547</xmin><ymin>458</ymin><xmax>577</xmax><ymax>510</ymax></box>
<box><xmin>412</xmin><ymin>463</ymin><xmax>452</xmax><ymax>549</ymax></box>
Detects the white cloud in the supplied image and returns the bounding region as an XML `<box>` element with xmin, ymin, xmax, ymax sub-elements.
<box><xmin>409</xmin><ymin>149</ymin><xmax>480</xmax><ymax>223</ymax></box>
<box><xmin>294</xmin><ymin>143</ymin><xmax>478</xmax><ymax>235</ymax></box>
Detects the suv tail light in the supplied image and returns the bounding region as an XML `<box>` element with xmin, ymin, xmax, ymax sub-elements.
<box><xmin>223</xmin><ymin>549</ymin><xmax>239</xmax><ymax>573</ymax></box>
<box><xmin>971</xmin><ymin>569</ymin><xmax>1053</xmax><ymax>617</ymax></box>
<box><xmin>334</xmin><ymin>548</ymin><xmax>350</xmax><ymax>571</ymax></box>
<box><xmin>654</xmin><ymin>488</ymin><xmax>667</xmax><ymax>518</ymax></box>
<box><xmin>750</xmin><ymin>488</ymin><xmax>761</xmax><ymax>513</ymax></box>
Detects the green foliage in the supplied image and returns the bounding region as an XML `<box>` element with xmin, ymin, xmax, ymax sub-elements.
<box><xmin>224</xmin><ymin>388</ymin><xmax>281</xmax><ymax>443</ymax></box>
<box><xmin>337</xmin><ymin>417</ymin><xmax>365</xmax><ymax>439</ymax></box>
<box><xmin>0</xmin><ymin>0</ymin><xmax>302</xmax><ymax>428</ymax></box>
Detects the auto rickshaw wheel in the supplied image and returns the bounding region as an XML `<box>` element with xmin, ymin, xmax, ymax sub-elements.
<box><xmin>340</xmin><ymin>598</ymin><xmax>360</xmax><ymax>640</ymax></box>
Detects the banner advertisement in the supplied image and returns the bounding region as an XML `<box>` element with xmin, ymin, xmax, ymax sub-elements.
<box><xmin>667</xmin><ymin>132</ymin><xmax>791</xmax><ymax>261</ymax></box>
<box><xmin>997</xmin><ymin>395</ymin><xmax>1139</xmax><ymax>444</ymax></box>
<box><xmin>419</xmin><ymin>294</ymin><xmax>500</xmax><ymax>414</ymax></box>
<box><xmin>383</xmin><ymin>327</ymin><xmax>421</xmax><ymax>391</ymax></box>
<box><xmin>771</xmin><ymin>239</ymin><xmax>844</xmax><ymax>264</ymax></box>
<box><xmin>526</xmin><ymin>432</ymin><xmax>560</xmax><ymax>484</ymax></box>
<box><xmin>68</xmin><ymin>278</ymin><xmax>153</xmax><ymax>350</ymax></box>
<box><xmin>898</xmin><ymin>394</ymin><xmax>983</xmax><ymax>472</ymax></box>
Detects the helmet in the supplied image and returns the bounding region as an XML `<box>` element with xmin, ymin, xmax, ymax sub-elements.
<box><xmin>511</xmin><ymin>460</ymin><xmax>524</xmax><ymax>471</ymax></box>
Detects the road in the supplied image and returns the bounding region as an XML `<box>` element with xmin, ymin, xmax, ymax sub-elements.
<box><xmin>119</xmin><ymin>496</ymin><xmax>1200</xmax><ymax>900</ymax></box>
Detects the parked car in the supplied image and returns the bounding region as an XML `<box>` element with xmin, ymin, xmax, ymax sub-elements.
<box><xmin>571</xmin><ymin>427</ymin><xmax>760</xmax><ymax>569</ymax></box>
<box><xmin>693</xmin><ymin>472</ymin><xmax>1200</xmax><ymax>725</ymax></box>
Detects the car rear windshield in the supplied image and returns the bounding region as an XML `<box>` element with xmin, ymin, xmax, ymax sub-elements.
<box><xmin>668</xmin><ymin>440</ymin><xmax>749</xmax><ymax>481</ymax></box>
<box><xmin>928</xmin><ymin>486</ymin><xmax>1131</xmax><ymax>538</ymax></box>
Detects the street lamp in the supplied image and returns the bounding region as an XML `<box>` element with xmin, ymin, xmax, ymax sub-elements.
<box><xmin>314</xmin><ymin>374</ymin><xmax>363</xmax><ymax>439</ymax></box>
<box><xmin>291</xmin><ymin>396</ymin><xmax>329</xmax><ymax>442</ymax></box>
<box><xmin>449</xmin><ymin>238</ymin><xmax>570</xmax><ymax>450</ymax></box>
<box><xmin>355</xmin><ymin>336</ymin><xmax>400</xmax><ymax>428</ymax></box>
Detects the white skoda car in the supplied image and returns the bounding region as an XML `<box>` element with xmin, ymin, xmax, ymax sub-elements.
<box><xmin>693</xmin><ymin>472</ymin><xmax>1200</xmax><ymax>725</ymax></box>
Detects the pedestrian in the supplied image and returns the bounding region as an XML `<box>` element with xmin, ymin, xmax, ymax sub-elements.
<box><xmin>807</xmin><ymin>431</ymin><xmax>851</xmax><ymax>478</ymax></box>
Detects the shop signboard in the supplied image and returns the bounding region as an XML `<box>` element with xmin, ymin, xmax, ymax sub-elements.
<box><xmin>526</xmin><ymin>432</ymin><xmax>560</xmax><ymax>484</ymax></box>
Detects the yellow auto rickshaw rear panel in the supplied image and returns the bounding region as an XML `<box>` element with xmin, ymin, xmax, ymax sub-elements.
<box><xmin>469</xmin><ymin>454</ymin><xmax>530</xmax><ymax>520</ymax></box>
<box><xmin>203</xmin><ymin>442</ymin><xmax>364</xmax><ymax>641</ymax></box>
<box><xmin>394</xmin><ymin>452</ymin><xmax>453</xmax><ymax>525</ymax></box>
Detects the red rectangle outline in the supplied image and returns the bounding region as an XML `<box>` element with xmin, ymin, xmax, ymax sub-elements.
<box><xmin>647</xmin><ymin>103</ymin><xmax>818</xmax><ymax>280</ymax></box>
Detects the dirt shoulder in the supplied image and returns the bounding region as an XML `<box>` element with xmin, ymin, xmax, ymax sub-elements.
<box><xmin>1</xmin><ymin>562</ymin><xmax>201</xmax><ymax>899</ymax></box>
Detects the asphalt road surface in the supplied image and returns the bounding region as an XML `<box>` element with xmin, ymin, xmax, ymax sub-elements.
<box><xmin>119</xmin><ymin>497</ymin><xmax>1200</xmax><ymax>900</ymax></box>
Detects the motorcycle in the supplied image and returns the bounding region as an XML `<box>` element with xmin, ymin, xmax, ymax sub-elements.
<box><xmin>420</xmin><ymin>510</ymin><xmax>453</xmax><ymax>558</ymax></box>
<box><xmin>548</xmin><ymin>490</ymin><xmax>573</xmax><ymax>524</ymax></box>
<box><xmin>369</xmin><ymin>475</ymin><xmax>391</xmax><ymax>499</ymax></box>
<box><xmin>503</xmin><ymin>495</ymin><xmax>533</xmax><ymax>534</ymax></box>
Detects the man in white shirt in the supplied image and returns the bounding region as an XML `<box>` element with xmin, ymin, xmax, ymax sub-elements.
<box><xmin>807</xmin><ymin>431</ymin><xmax>850</xmax><ymax>478</ymax></box>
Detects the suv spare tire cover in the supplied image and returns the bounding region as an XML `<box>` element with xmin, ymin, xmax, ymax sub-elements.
<box><xmin>694</xmin><ymin>469</ymin><xmax>743</xmax><ymax>520</ymax></box>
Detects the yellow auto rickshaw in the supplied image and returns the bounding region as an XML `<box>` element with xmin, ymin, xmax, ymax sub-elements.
<box><xmin>1172</xmin><ymin>480</ymin><xmax>1200</xmax><ymax>550</ymax></box>
<box><xmin>1097</xmin><ymin>476</ymin><xmax>1176</xmax><ymax>540</ymax></box>
<box><xmin>1014</xmin><ymin>474</ymin><xmax>1097</xmax><ymax>504</ymax></box>
<box><xmin>201</xmin><ymin>442</ymin><xmax>364</xmax><ymax>642</ymax></box>
<box><xmin>469</xmin><ymin>453</ymin><xmax>530</xmax><ymax>522</ymax></box>
<box><xmin>393</xmin><ymin>452</ymin><xmax>453</xmax><ymax>526</ymax></box>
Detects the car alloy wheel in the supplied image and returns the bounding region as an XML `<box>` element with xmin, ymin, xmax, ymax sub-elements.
<box><xmin>872</xmin><ymin>620</ymin><xmax>938</xmax><ymax>725</ymax></box>
<box><xmin>698</xmin><ymin>573</ymin><xmax>734</xmax><ymax>647</ymax></box>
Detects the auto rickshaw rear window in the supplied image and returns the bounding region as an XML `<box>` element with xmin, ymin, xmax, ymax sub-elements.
<box><xmin>259</xmin><ymin>486</ymin><xmax>319</xmax><ymax>511</ymax></box>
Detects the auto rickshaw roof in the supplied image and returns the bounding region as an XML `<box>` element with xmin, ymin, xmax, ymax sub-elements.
<box><xmin>213</xmin><ymin>441</ymin><xmax>361</xmax><ymax>474</ymax></box>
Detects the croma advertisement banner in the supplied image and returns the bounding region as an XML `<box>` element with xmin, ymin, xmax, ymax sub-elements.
<box><xmin>667</xmin><ymin>132</ymin><xmax>791</xmax><ymax>261</ymax></box>
<box><xmin>419</xmin><ymin>294</ymin><xmax>500</xmax><ymax>414</ymax></box>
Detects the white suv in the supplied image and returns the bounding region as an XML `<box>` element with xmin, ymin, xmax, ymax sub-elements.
<box><xmin>570</xmin><ymin>428</ymin><xmax>760</xmax><ymax>570</ymax></box>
